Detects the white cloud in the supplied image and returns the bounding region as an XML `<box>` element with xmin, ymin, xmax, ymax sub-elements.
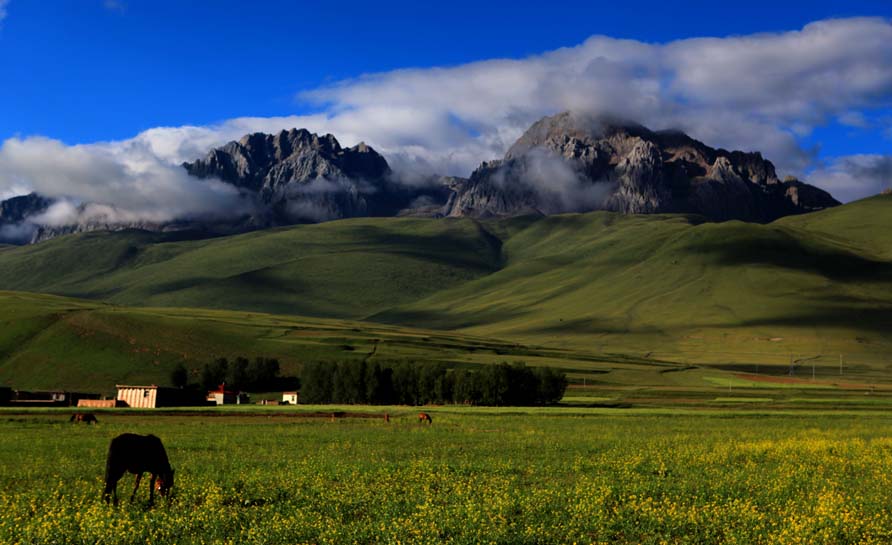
<box><xmin>0</xmin><ymin>136</ymin><xmax>249</xmax><ymax>225</ymax></box>
<box><xmin>296</xmin><ymin>17</ymin><xmax>892</xmax><ymax>179</ymax></box>
<box><xmin>808</xmin><ymin>155</ymin><xmax>892</xmax><ymax>202</ymax></box>
<box><xmin>837</xmin><ymin>111</ymin><xmax>870</xmax><ymax>128</ymax></box>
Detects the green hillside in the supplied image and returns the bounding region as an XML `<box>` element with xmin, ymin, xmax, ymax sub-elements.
<box><xmin>0</xmin><ymin>291</ymin><xmax>706</xmax><ymax>394</ymax></box>
<box><xmin>1</xmin><ymin>195</ymin><xmax>891</xmax><ymax>389</ymax></box>
<box><xmin>382</xmin><ymin>196</ymin><xmax>892</xmax><ymax>371</ymax></box>
<box><xmin>0</xmin><ymin>218</ymin><xmax>501</xmax><ymax>318</ymax></box>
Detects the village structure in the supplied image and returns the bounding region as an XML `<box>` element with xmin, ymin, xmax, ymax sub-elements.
<box><xmin>0</xmin><ymin>383</ymin><xmax>299</xmax><ymax>408</ymax></box>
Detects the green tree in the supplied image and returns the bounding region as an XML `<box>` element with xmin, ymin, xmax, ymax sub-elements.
<box><xmin>202</xmin><ymin>358</ymin><xmax>228</xmax><ymax>391</ymax></box>
<box><xmin>170</xmin><ymin>363</ymin><xmax>189</xmax><ymax>389</ymax></box>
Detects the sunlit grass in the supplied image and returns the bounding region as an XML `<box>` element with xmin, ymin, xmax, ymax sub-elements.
<box><xmin>3</xmin><ymin>410</ymin><xmax>892</xmax><ymax>544</ymax></box>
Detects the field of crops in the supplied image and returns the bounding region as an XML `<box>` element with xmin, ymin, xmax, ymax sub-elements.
<box><xmin>2</xmin><ymin>408</ymin><xmax>892</xmax><ymax>544</ymax></box>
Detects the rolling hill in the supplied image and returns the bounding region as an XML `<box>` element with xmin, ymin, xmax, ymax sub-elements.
<box><xmin>0</xmin><ymin>194</ymin><xmax>891</xmax><ymax>391</ymax></box>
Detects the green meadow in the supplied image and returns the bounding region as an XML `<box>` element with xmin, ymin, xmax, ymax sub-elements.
<box><xmin>3</xmin><ymin>409</ymin><xmax>892</xmax><ymax>544</ymax></box>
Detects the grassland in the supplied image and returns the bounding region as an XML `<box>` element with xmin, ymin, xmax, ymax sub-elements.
<box><xmin>6</xmin><ymin>289</ymin><xmax>892</xmax><ymax>407</ymax></box>
<box><xmin>3</xmin><ymin>409</ymin><xmax>892</xmax><ymax>544</ymax></box>
<box><xmin>0</xmin><ymin>195</ymin><xmax>891</xmax><ymax>394</ymax></box>
<box><xmin>0</xmin><ymin>218</ymin><xmax>502</xmax><ymax>319</ymax></box>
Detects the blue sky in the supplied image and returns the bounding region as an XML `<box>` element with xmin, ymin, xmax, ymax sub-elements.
<box><xmin>0</xmin><ymin>0</ymin><xmax>889</xmax><ymax>144</ymax></box>
<box><xmin>0</xmin><ymin>0</ymin><xmax>890</xmax><ymax>205</ymax></box>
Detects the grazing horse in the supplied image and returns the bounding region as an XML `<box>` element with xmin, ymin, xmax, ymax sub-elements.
<box><xmin>418</xmin><ymin>412</ymin><xmax>432</xmax><ymax>425</ymax></box>
<box><xmin>104</xmin><ymin>433</ymin><xmax>174</xmax><ymax>506</ymax></box>
<box><xmin>70</xmin><ymin>413</ymin><xmax>98</xmax><ymax>424</ymax></box>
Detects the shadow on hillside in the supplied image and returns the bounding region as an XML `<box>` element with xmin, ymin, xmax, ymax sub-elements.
<box><xmin>346</xmin><ymin>225</ymin><xmax>504</xmax><ymax>272</ymax></box>
<box><xmin>370</xmin><ymin>307</ymin><xmax>530</xmax><ymax>330</ymax></box>
<box><xmin>695</xmin><ymin>229</ymin><xmax>891</xmax><ymax>280</ymax></box>
<box><xmin>734</xmin><ymin>306</ymin><xmax>892</xmax><ymax>334</ymax></box>
<box><xmin>526</xmin><ymin>317</ymin><xmax>665</xmax><ymax>336</ymax></box>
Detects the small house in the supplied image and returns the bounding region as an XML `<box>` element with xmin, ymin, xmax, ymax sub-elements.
<box><xmin>282</xmin><ymin>391</ymin><xmax>299</xmax><ymax>405</ymax></box>
<box><xmin>207</xmin><ymin>384</ymin><xmax>249</xmax><ymax>405</ymax></box>
<box><xmin>13</xmin><ymin>390</ymin><xmax>101</xmax><ymax>407</ymax></box>
<box><xmin>116</xmin><ymin>385</ymin><xmax>207</xmax><ymax>408</ymax></box>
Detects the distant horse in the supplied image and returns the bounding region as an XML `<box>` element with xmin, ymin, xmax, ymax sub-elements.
<box><xmin>70</xmin><ymin>413</ymin><xmax>98</xmax><ymax>424</ymax></box>
<box><xmin>418</xmin><ymin>412</ymin><xmax>432</xmax><ymax>425</ymax></box>
<box><xmin>104</xmin><ymin>433</ymin><xmax>174</xmax><ymax>506</ymax></box>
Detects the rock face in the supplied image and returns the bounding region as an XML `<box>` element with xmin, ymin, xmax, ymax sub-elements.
<box><xmin>0</xmin><ymin>193</ymin><xmax>51</xmax><ymax>224</ymax></box>
<box><xmin>184</xmin><ymin>128</ymin><xmax>441</xmax><ymax>223</ymax></box>
<box><xmin>443</xmin><ymin>112</ymin><xmax>839</xmax><ymax>222</ymax></box>
<box><xmin>0</xmin><ymin>193</ymin><xmax>53</xmax><ymax>244</ymax></box>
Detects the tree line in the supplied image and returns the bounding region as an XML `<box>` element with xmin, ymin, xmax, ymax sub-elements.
<box><xmin>171</xmin><ymin>357</ymin><xmax>298</xmax><ymax>392</ymax></box>
<box><xmin>300</xmin><ymin>360</ymin><xmax>567</xmax><ymax>406</ymax></box>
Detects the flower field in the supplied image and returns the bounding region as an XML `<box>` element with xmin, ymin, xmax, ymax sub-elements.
<box><xmin>1</xmin><ymin>410</ymin><xmax>892</xmax><ymax>544</ymax></box>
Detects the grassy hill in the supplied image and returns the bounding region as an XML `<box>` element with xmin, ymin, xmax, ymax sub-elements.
<box><xmin>380</xmin><ymin>197</ymin><xmax>892</xmax><ymax>373</ymax></box>
<box><xmin>1</xmin><ymin>195</ymin><xmax>891</xmax><ymax>391</ymax></box>
<box><xmin>0</xmin><ymin>291</ymin><xmax>708</xmax><ymax>395</ymax></box>
<box><xmin>0</xmin><ymin>218</ymin><xmax>501</xmax><ymax>318</ymax></box>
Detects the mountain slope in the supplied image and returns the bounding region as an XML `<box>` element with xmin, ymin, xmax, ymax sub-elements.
<box><xmin>0</xmin><ymin>217</ymin><xmax>502</xmax><ymax>318</ymax></box>
<box><xmin>378</xmin><ymin>195</ymin><xmax>892</xmax><ymax>366</ymax></box>
<box><xmin>0</xmin><ymin>196</ymin><xmax>889</xmax><ymax>372</ymax></box>
<box><xmin>0</xmin><ymin>291</ymin><xmax>675</xmax><ymax>393</ymax></box>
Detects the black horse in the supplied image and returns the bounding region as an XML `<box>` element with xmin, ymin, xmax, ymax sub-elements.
<box><xmin>104</xmin><ymin>433</ymin><xmax>174</xmax><ymax>505</ymax></box>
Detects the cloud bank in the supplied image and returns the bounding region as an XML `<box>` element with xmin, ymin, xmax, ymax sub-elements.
<box><xmin>0</xmin><ymin>137</ymin><xmax>248</xmax><ymax>226</ymax></box>
<box><xmin>1</xmin><ymin>16</ymin><xmax>891</xmax><ymax>229</ymax></box>
<box><xmin>808</xmin><ymin>155</ymin><xmax>892</xmax><ymax>203</ymax></box>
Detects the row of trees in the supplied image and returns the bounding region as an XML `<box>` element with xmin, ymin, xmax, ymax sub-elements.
<box><xmin>171</xmin><ymin>357</ymin><xmax>298</xmax><ymax>392</ymax></box>
<box><xmin>300</xmin><ymin>360</ymin><xmax>567</xmax><ymax>406</ymax></box>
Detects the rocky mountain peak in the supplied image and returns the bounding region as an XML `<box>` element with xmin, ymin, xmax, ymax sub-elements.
<box><xmin>444</xmin><ymin>111</ymin><xmax>839</xmax><ymax>222</ymax></box>
<box><xmin>0</xmin><ymin>193</ymin><xmax>52</xmax><ymax>224</ymax></box>
<box><xmin>183</xmin><ymin>129</ymin><xmax>443</xmax><ymax>225</ymax></box>
<box><xmin>186</xmin><ymin>129</ymin><xmax>390</xmax><ymax>194</ymax></box>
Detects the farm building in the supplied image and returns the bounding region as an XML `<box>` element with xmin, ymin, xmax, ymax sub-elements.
<box><xmin>282</xmin><ymin>392</ymin><xmax>299</xmax><ymax>405</ymax></box>
<box><xmin>77</xmin><ymin>399</ymin><xmax>124</xmax><ymax>408</ymax></box>
<box><xmin>206</xmin><ymin>384</ymin><xmax>249</xmax><ymax>405</ymax></box>
<box><xmin>12</xmin><ymin>390</ymin><xmax>101</xmax><ymax>407</ymax></box>
<box><xmin>116</xmin><ymin>385</ymin><xmax>207</xmax><ymax>408</ymax></box>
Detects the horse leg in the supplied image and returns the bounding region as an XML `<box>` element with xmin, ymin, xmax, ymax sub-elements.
<box><xmin>149</xmin><ymin>474</ymin><xmax>156</xmax><ymax>505</ymax></box>
<box><xmin>104</xmin><ymin>465</ymin><xmax>125</xmax><ymax>506</ymax></box>
<box><xmin>104</xmin><ymin>475</ymin><xmax>119</xmax><ymax>505</ymax></box>
<box><xmin>130</xmin><ymin>473</ymin><xmax>142</xmax><ymax>503</ymax></box>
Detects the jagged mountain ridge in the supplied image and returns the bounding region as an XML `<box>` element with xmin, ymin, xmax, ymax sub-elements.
<box><xmin>0</xmin><ymin>113</ymin><xmax>840</xmax><ymax>244</ymax></box>
<box><xmin>184</xmin><ymin>128</ymin><xmax>446</xmax><ymax>224</ymax></box>
<box><xmin>443</xmin><ymin>112</ymin><xmax>839</xmax><ymax>221</ymax></box>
